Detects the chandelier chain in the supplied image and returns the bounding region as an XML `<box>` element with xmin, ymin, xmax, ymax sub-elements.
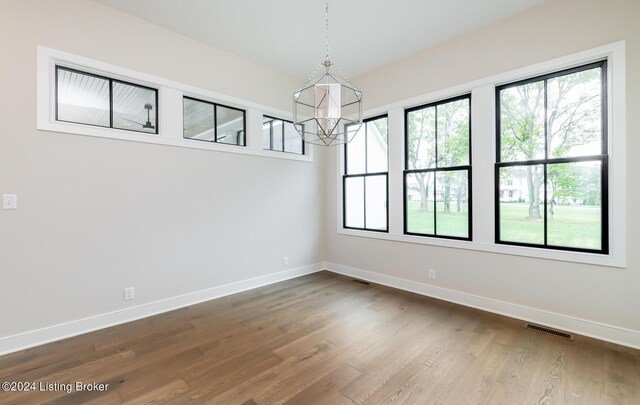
<box><xmin>325</xmin><ymin>0</ymin><xmax>330</xmax><ymax>64</ymax></box>
<box><xmin>292</xmin><ymin>0</ymin><xmax>363</xmax><ymax>146</ymax></box>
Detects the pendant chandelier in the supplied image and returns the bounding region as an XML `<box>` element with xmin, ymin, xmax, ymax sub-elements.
<box><xmin>293</xmin><ymin>0</ymin><xmax>363</xmax><ymax>146</ymax></box>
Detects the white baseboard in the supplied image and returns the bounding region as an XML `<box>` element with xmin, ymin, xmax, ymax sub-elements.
<box><xmin>3</xmin><ymin>262</ymin><xmax>638</xmax><ymax>356</ymax></box>
<box><xmin>324</xmin><ymin>262</ymin><xmax>640</xmax><ymax>350</ymax></box>
<box><xmin>0</xmin><ymin>263</ymin><xmax>324</xmax><ymax>356</ymax></box>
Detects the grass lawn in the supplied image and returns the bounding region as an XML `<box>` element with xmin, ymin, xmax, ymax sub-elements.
<box><xmin>500</xmin><ymin>203</ymin><xmax>601</xmax><ymax>249</ymax></box>
<box><xmin>406</xmin><ymin>201</ymin><xmax>601</xmax><ymax>250</ymax></box>
<box><xmin>406</xmin><ymin>201</ymin><xmax>469</xmax><ymax>237</ymax></box>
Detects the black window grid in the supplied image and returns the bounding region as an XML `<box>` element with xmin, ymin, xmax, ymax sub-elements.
<box><xmin>403</xmin><ymin>94</ymin><xmax>473</xmax><ymax>241</ymax></box>
<box><xmin>55</xmin><ymin>65</ymin><xmax>159</xmax><ymax>135</ymax></box>
<box><xmin>343</xmin><ymin>114</ymin><xmax>389</xmax><ymax>233</ymax></box>
<box><xmin>494</xmin><ymin>60</ymin><xmax>609</xmax><ymax>254</ymax></box>
<box><xmin>183</xmin><ymin>96</ymin><xmax>246</xmax><ymax>147</ymax></box>
<box><xmin>263</xmin><ymin>116</ymin><xmax>305</xmax><ymax>155</ymax></box>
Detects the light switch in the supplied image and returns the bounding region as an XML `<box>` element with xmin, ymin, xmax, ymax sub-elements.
<box><xmin>2</xmin><ymin>194</ymin><xmax>17</xmax><ymax>210</ymax></box>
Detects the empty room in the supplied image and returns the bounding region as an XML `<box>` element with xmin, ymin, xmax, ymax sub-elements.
<box><xmin>1</xmin><ymin>0</ymin><xmax>639</xmax><ymax>403</ymax></box>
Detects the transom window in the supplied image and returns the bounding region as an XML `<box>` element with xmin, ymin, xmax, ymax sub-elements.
<box><xmin>496</xmin><ymin>61</ymin><xmax>608</xmax><ymax>253</ymax></box>
<box><xmin>183</xmin><ymin>97</ymin><xmax>245</xmax><ymax>146</ymax></box>
<box><xmin>56</xmin><ymin>66</ymin><xmax>158</xmax><ymax>134</ymax></box>
<box><xmin>404</xmin><ymin>95</ymin><xmax>472</xmax><ymax>240</ymax></box>
<box><xmin>263</xmin><ymin>116</ymin><xmax>304</xmax><ymax>155</ymax></box>
<box><xmin>343</xmin><ymin>115</ymin><xmax>389</xmax><ymax>232</ymax></box>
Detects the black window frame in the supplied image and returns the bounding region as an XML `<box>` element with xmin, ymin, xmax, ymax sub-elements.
<box><xmin>55</xmin><ymin>65</ymin><xmax>159</xmax><ymax>135</ymax></box>
<box><xmin>403</xmin><ymin>94</ymin><xmax>473</xmax><ymax>241</ymax></box>
<box><xmin>495</xmin><ymin>60</ymin><xmax>609</xmax><ymax>254</ymax></box>
<box><xmin>183</xmin><ymin>96</ymin><xmax>246</xmax><ymax>146</ymax></box>
<box><xmin>343</xmin><ymin>114</ymin><xmax>389</xmax><ymax>233</ymax></box>
<box><xmin>263</xmin><ymin>115</ymin><xmax>305</xmax><ymax>155</ymax></box>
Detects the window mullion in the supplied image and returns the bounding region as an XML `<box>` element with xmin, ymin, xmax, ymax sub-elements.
<box><xmin>601</xmin><ymin>64</ymin><xmax>608</xmax><ymax>155</ymax></box>
<box><xmin>109</xmin><ymin>78</ymin><xmax>113</xmax><ymax>128</ymax></box>
<box><xmin>363</xmin><ymin>174</ymin><xmax>368</xmax><ymax>229</ymax></box>
<box><xmin>543</xmin><ymin>78</ymin><xmax>548</xmax><ymax>246</ymax></box>
<box><xmin>543</xmin><ymin>164</ymin><xmax>548</xmax><ymax>246</ymax></box>
<box><xmin>213</xmin><ymin>104</ymin><xmax>218</xmax><ymax>143</ymax></box>
<box><xmin>436</xmin><ymin>105</ymin><xmax>440</xmax><ymax>236</ymax></box>
<box><xmin>271</xmin><ymin>121</ymin><xmax>275</xmax><ymax>150</ymax></box>
<box><xmin>364</xmin><ymin>122</ymin><xmax>369</xmax><ymax>174</ymax></box>
<box><xmin>601</xmin><ymin>157</ymin><xmax>609</xmax><ymax>253</ymax></box>
<box><xmin>435</xmin><ymin>105</ymin><xmax>439</xmax><ymax>170</ymax></box>
<box><xmin>344</xmin><ymin>138</ymin><xmax>348</xmax><ymax>175</ymax></box>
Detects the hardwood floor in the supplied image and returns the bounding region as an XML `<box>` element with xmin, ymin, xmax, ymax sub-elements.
<box><xmin>1</xmin><ymin>271</ymin><xmax>638</xmax><ymax>404</ymax></box>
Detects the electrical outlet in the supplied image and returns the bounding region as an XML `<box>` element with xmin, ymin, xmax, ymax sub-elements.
<box><xmin>283</xmin><ymin>257</ymin><xmax>289</xmax><ymax>266</ymax></box>
<box><xmin>124</xmin><ymin>287</ymin><xmax>135</xmax><ymax>301</ymax></box>
<box><xmin>2</xmin><ymin>194</ymin><xmax>17</xmax><ymax>210</ymax></box>
<box><xmin>428</xmin><ymin>269</ymin><xmax>436</xmax><ymax>280</ymax></box>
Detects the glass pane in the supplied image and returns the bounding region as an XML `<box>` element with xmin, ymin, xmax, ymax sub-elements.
<box><xmin>183</xmin><ymin>98</ymin><xmax>215</xmax><ymax>141</ymax></box>
<box><xmin>272</xmin><ymin>120</ymin><xmax>283</xmax><ymax>151</ymax></box>
<box><xmin>56</xmin><ymin>67</ymin><xmax>110</xmax><ymax>127</ymax></box>
<box><xmin>365</xmin><ymin>175</ymin><xmax>387</xmax><ymax>230</ymax></box>
<box><xmin>499</xmin><ymin>81</ymin><xmax>545</xmax><ymax>162</ymax></box>
<box><xmin>345</xmin><ymin>177</ymin><xmax>364</xmax><ymax>228</ymax></box>
<box><xmin>366</xmin><ymin>117</ymin><xmax>388</xmax><ymax>173</ymax></box>
<box><xmin>112</xmin><ymin>81</ymin><xmax>157</xmax><ymax>134</ymax></box>
<box><xmin>346</xmin><ymin>124</ymin><xmax>366</xmax><ymax>174</ymax></box>
<box><xmin>437</xmin><ymin>98</ymin><xmax>470</xmax><ymax>167</ymax></box>
<box><xmin>548</xmin><ymin>67</ymin><xmax>602</xmax><ymax>158</ymax></box>
<box><xmin>407</xmin><ymin>107</ymin><xmax>436</xmax><ymax>169</ymax></box>
<box><xmin>435</xmin><ymin>170</ymin><xmax>469</xmax><ymax>237</ymax></box>
<box><xmin>262</xmin><ymin>119</ymin><xmax>272</xmax><ymax>150</ymax></box>
<box><xmin>547</xmin><ymin>161</ymin><xmax>602</xmax><ymax>250</ymax></box>
<box><xmin>284</xmin><ymin>121</ymin><xmax>303</xmax><ymax>154</ymax></box>
<box><xmin>498</xmin><ymin>165</ymin><xmax>544</xmax><ymax>244</ymax></box>
<box><xmin>216</xmin><ymin>105</ymin><xmax>244</xmax><ymax>145</ymax></box>
<box><xmin>405</xmin><ymin>172</ymin><xmax>435</xmax><ymax>234</ymax></box>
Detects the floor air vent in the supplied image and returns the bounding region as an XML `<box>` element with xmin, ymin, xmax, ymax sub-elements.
<box><xmin>352</xmin><ymin>279</ymin><xmax>370</xmax><ymax>285</ymax></box>
<box><xmin>525</xmin><ymin>323</ymin><xmax>574</xmax><ymax>340</ymax></box>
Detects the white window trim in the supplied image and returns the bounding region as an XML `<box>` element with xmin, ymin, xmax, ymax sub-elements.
<box><xmin>337</xmin><ymin>41</ymin><xmax>626</xmax><ymax>268</ymax></box>
<box><xmin>36</xmin><ymin>46</ymin><xmax>313</xmax><ymax>162</ymax></box>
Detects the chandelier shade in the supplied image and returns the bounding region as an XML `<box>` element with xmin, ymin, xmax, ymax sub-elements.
<box><xmin>293</xmin><ymin>0</ymin><xmax>363</xmax><ymax>146</ymax></box>
<box><xmin>293</xmin><ymin>66</ymin><xmax>362</xmax><ymax>146</ymax></box>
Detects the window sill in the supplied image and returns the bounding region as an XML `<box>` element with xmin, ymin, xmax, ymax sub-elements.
<box><xmin>337</xmin><ymin>227</ymin><xmax>625</xmax><ymax>268</ymax></box>
<box><xmin>38</xmin><ymin>119</ymin><xmax>313</xmax><ymax>162</ymax></box>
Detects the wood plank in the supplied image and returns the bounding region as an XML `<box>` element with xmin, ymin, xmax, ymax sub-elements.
<box><xmin>562</xmin><ymin>338</ymin><xmax>605</xmax><ymax>405</ymax></box>
<box><xmin>180</xmin><ymin>354</ymin><xmax>284</xmax><ymax>403</ymax></box>
<box><xmin>283</xmin><ymin>364</ymin><xmax>361</xmax><ymax>405</ymax></box>
<box><xmin>442</xmin><ymin>341</ymin><xmax>512</xmax><ymax>405</ymax></box>
<box><xmin>603</xmin><ymin>345</ymin><xmax>640</xmax><ymax>404</ymax></box>
<box><xmin>125</xmin><ymin>379</ymin><xmax>189</xmax><ymax>405</ymax></box>
<box><xmin>485</xmin><ymin>332</ymin><xmax>549</xmax><ymax>404</ymax></box>
<box><xmin>0</xmin><ymin>271</ymin><xmax>637</xmax><ymax>405</ymax></box>
<box><xmin>524</xmin><ymin>338</ymin><xmax>573</xmax><ymax>404</ymax></box>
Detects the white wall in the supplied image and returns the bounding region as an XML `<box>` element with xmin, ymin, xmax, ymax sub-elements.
<box><xmin>0</xmin><ymin>0</ymin><xmax>325</xmax><ymax>343</ymax></box>
<box><xmin>2</xmin><ymin>0</ymin><xmax>638</xmax><ymax>353</ymax></box>
<box><xmin>326</xmin><ymin>0</ymin><xmax>640</xmax><ymax>342</ymax></box>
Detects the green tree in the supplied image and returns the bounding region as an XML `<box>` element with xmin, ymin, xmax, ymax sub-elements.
<box><xmin>374</xmin><ymin>118</ymin><xmax>388</xmax><ymax>144</ymax></box>
<box><xmin>437</xmin><ymin>100</ymin><xmax>469</xmax><ymax>212</ymax></box>
<box><xmin>500</xmin><ymin>68</ymin><xmax>600</xmax><ymax>219</ymax></box>
<box><xmin>407</xmin><ymin>108</ymin><xmax>435</xmax><ymax>211</ymax></box>
<box><xmin>407</xmin><ymin>100</ymin><xmax>469</xmax><ymax>213</ymax></box>
<box><xmin>548</xmin><ymin>163</ymin><xmax>600</xmax><ymax>211</ymax></box>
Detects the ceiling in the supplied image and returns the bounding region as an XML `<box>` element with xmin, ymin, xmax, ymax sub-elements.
<box><xmin>96</xmin><ymin>0</ymin><xmax>546</xmax><ymax>79</ymax></box>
